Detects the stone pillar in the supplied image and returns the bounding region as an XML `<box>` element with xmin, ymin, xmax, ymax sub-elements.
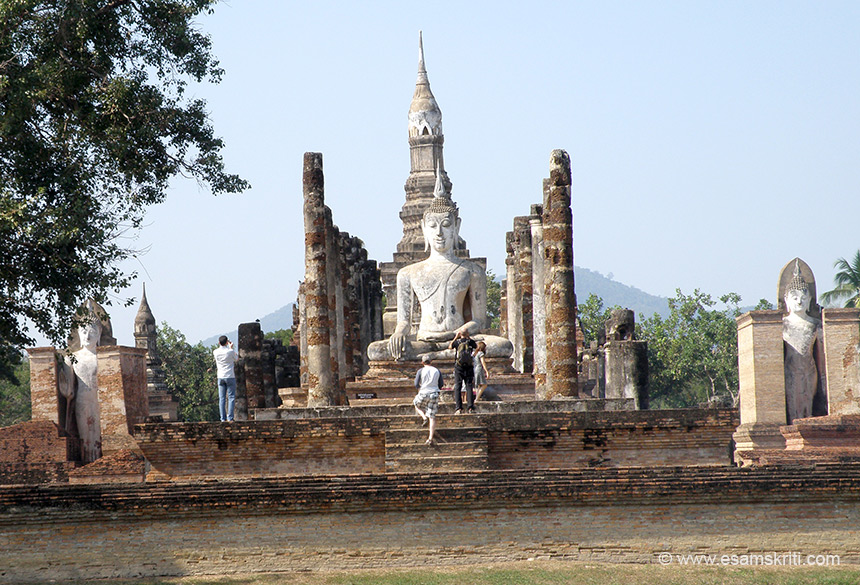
<box><xmin>27</xmin><ymin>347</ymin><xmax>62</xmax><ymax>426</ymax></box>
<box><xmin>302</xmin><ymin>152</ymin><xmax>337</xmax><ymax>406</ymax></box>
<box><xmin>733</xmin><ymin>311</ymin><xmax>787</xmax><ymax>452</ymax></box>
<box><xmin>823</xmin><ymin>308</ymin><xmax>860</xmax><ymax>416</ymax></box>
<box><xmin>514</xmin><ymin>216</ymin><xmax>534</xmax><ymax>374</ymax></box>
<box><xmin>505</xmin><ymin>232</ymin><xmax>523</xmax><ymax>372</ymax></box>
<box><xmin>499</xmin><ymin>278</ymin><xmax>508</xmax><ymax>338</ymax></box>
<box><xmin>96</xmin><ymin>346</ymin><xmax>148</xmax><ymax>456</ymax></box>
<box><xmin>604</xmin><ymin>340</ymin><xmax>649</xmax><ymax>409</ymax></box>
<box><xmin>238</xmin><ymin>322</ymin><xmax>264</xmax><ymax>411</ymax></box>
<box><xmin>541</xmin><ymin>149</ymin><xmax>578</xmax><ymax>399</ymax></box>
<box><xmin>297</xmin><ymin>281</ymin><xmax>309</xmax><ymax>388</ymax></box>
<box><xmin>339</xmin><ymin>232</ymin><xmax>356</xmax><ymax>382</ymax></box>
<box><xmin>530</xmin><ymin>205</ymin><xmax>546</xmax><ymax>392</ymax></box>
<box><xmin>324</xmin><ymin>213</ymin><xmax>344</xmax><ymax>392</ymax></box>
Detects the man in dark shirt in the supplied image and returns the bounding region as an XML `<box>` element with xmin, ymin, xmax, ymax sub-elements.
<box><xmin>449</xmin><ymin>329</ymin><xmax>478</xmax><ymax>413</ymax></box>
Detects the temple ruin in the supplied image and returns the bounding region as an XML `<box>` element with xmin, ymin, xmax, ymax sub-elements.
<box><xmin>2</xmin><ymin>33</ymin><xmax>860</xmax><ymax>583</ymax></box>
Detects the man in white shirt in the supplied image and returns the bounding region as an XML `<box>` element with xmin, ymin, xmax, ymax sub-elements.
<box><xmin>213</xmin><ymin>335</ymin><xmax>238</xmax><ymax>422</ymax></box>
<box><xmin>413</xmin><ymin>355</ymin><xmax>443</xmax><ymax>445</ymax></box>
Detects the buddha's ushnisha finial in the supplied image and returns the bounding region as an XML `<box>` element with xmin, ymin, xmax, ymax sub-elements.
<box><xmin>787</xmin><ymin>259</ymin><xmax>809</xmax><ymax>293</ymax></box>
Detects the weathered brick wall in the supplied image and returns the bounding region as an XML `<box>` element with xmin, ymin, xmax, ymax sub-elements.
<box><xmin>486</xmin><ymin>409</ymin><xmax>738</xmax><ymax>469</ymax></box>
<box><xmin>1</xmin><ymin>465</ymin><xmax>860</xmax><ymax>582</ymax></box>
<box><xmin>136</xmin><ymin>421</ymin><xmax>387</xmax><ymax>479</ymax></box>
<box><xmin>0</xmin><ymin>421</ymin><xmax>79</xmax><ymax>485</ymax></box>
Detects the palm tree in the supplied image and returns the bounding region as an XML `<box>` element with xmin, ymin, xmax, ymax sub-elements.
<box><xmin>820</xmin><ymin>251</ymin><xmax>860</xmax><ymax>308</ymax></box>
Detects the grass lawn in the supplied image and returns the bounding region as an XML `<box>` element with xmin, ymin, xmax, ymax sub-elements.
<box><xmin>60</xmin><ymin>561</ymin><xmax>860</xmax><ymax>585</ymax></box>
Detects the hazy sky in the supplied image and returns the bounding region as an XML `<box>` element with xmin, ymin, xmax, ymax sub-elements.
<box><xmin>86</xmin><ymin>1</ymin><xmax>859</xmax><ymax>346</ymax></box>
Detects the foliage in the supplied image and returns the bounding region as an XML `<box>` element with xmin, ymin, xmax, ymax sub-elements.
<box><xmin>486</xmin><ymin>269</ymin><xmax>502</xmax><ymax>329</ymax></box>
<box><xmin>577</xmin><ymin>293</ymin><xmax>622</xmax><ymax>346</ymax></box>
<box><xmin>637</xmin><ymin>289</ymin><xmax>743</xmax><ymax>409</ymax></box>
<box><xmin>754</xmin><ymin>299</ymin><xmax>774</xmax><ymax>310</ymax></box>
<box><xmin>158</xmin><ymin>321</ymin><xmax>217</xmax><ymax>422</ymax></box>
<box><xmin>821</xmin><ymin>251</ymin><xmax>860</xmax><ymax>308</ymax></box>
<box><xmin>264</xmin><ymin>328</ymin><xmax>293</xmax><ymax>346</ymax></box>
<box><xmin>0</xmin><ymin>355</ymin><xmax>30</xmax><ymax>427</ymax></box>
<box><xmin>0</xmin><ymin>1</ymin><xmax>247</xmax><ymax>373</ymax></box>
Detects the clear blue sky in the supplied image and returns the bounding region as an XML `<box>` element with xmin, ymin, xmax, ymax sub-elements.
<box><xmin>95</xmin><ymin>1</ymin><xmax>860</xmax><ymax>346</ymax></box>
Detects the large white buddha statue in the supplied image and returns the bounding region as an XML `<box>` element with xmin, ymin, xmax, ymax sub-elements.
<box><xmin>59</xmin><ymin>300</ymin><xmax>105</xmax><ymax>462</ymax></box>
<box><xmin>368</xmin><ymin>176</ymin><xmax>512</xmax><ymax>363</ymax></box>
<box><xmin>782</xmin><ymin>261</ymin><xmax>826</xmax><ymax>422</ymax></box>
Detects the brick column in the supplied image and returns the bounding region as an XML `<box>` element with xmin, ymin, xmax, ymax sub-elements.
<box><xmin>505</xmin><ymin>232</ymin><xmax>522</xmax><ymax>372</ymax></box>
<box><xmin>823</xmin><ymin>308</ymin><xmax>860</xmax><ymax>415</ymax></box>
<box><xmin>733</xmin><ymin>311</ymin><xmax>787</xmax><ymax>452</ymax></box>
<box><xmin>530</xmin><ymin>205</ymin><xmax>546</xmax><ymax>392</ymax></box>
<box><xmin>238</xmin><ymin>322</ymin><xmax>264</xmax><ymax>410</ymax></box>
<box><xmin>542</xmin><ymin>149</ymin><xmax>578</xmax><ymax>399</ymax></box>
<box><xmin>302</xmin><ymin>152</ymin><xmax>337</xmax><ymax>406</ymax></box>
<box><xmin>514</xmin><ymin>216</ymin><xmax>534</xmax><ymax>374</ymax></box>
<box><xmin>97</xmin><ymin>346</ymin><xmax>148</xmax><ymax>456</ymax></box>
<box><xmin>27</xmin><ymin>347</ymin><xmax>61</xmax><ymax>426</ymax></box>
<box><xmin>324</xmin><ymin>212</ymin><xmax>343</xmax><ymax>394</ymax></box>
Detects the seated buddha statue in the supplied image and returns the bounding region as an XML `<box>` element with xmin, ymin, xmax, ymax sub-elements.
<box><xmin>367</xmin><ymin>184</ymin><xmax>512</xmax><ymax>363</ymax></box>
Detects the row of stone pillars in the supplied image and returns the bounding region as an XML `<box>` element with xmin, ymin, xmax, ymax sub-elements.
<box><xmin>298</xmin><ymin>152</ymin><xmax>384</xmax><ymax>407</ymax></box>
<box><xmin>502</xmin><ymin>150</ymin><xmax>579</xmax><ymax>399</ymax></box>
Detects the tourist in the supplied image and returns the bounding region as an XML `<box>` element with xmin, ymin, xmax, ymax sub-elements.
<box><xmin>449</xmin><ymin>328</ymin><xmax>477</xmax><ymax>413</ymax></box>
<box><xmin>413</xmin><ymin>355</ymin><xmax>442</xmax><ymax>445</ymax></box>
<box><xmin>213</xmin><ymin>335</ymin><xmax>238</xmax><ymax>422</ymax></box>
<box><xmin>473</xmin><ymin>341</ymin><xmax>489</xmax><ymax>403</ymax></box>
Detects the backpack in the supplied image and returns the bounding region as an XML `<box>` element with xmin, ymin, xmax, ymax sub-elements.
<box><xmin>455</xmin><ymin>340</ymin><xmax>474</xmax><ymax>368</ymax></box>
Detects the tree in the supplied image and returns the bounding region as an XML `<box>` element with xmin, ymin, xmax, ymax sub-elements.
<box><xmin>0</xmin><ymin>1</ymin><xmax>248</xmax><ymax>378</ymax></box>
<box><xmin>486</xmin><ymin>270</ymin><xmax>502</xmax><ymax>329</ymax></box>
<box><xmin>637</xmin><ymin>289</ymin><xmax>743</xmax><ymax>409</ymax></box>
<box><xmin>820</xmin><ymin>251</ymin><xmax>860</xmax><ymax>308</ymax></box>
<box><xmin>576</xmin><ymin>293</ymin><xmax>621</xmax><ymax>347</ymax></box>
<box><xmin>0</xmin><ymin>356</ymin><xmax>30</xmax><ymax>427</ymax></box>
<box><xmin>158</xmin><ymin>322</ymin><xmax>217</xmax><ymax>422</ymax></box>
<box><xmin>264</xmin><ymin>328</ymin><xmax>293</xmax><ymax>346</ymax></box>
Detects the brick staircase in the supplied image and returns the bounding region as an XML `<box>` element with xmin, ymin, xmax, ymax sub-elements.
<box><xmin>385</xmin><ymin>414</ymin><xmax>489</xmax><ymax>472</ymax></box>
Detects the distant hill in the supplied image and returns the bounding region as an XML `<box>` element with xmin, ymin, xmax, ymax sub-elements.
<box><xmin>200</xmin><ymin>269</ymin><xmax>668</xmax><ymax>346</ymax></box>
<box><xmin>200</xmin><ymin>304</ymin><xmax>294</xmax><ymax>347</ymax></box>
<box><xmin>574</xmin><ymin>266</ymin><xmax>670</xmax><ymax>318</ymax></box>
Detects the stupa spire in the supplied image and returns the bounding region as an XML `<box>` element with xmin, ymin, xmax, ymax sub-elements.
<box><xmin>408</xmin><ymin>31</ymin><xmax>442</xmax><ymax>137</ymax></box>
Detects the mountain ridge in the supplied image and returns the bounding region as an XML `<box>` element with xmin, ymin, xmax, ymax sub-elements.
<box><xmin>198</xmin><ymin>267</ymin><xmax>669</xmax><ymax>345</ymax></box>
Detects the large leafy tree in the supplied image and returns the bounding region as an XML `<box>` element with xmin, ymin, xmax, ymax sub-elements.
<box><xmin>637</xmin><ymin>289</ymin><xmax>744</xmax><ymax>409</ymax></box>
<box><xmin>158</xmin><ymin>321</ymin><xmax>217</xmax><ymax>422</ymax></box>
<box><xmin>820</xmin><ymin>251</ymin><xmax>860</xmax><ymax>308</ymax></box>
<box><xmin>0</xmin><ymin>1</ymin><xmax>247</xmax><ymax>377</ymax></box>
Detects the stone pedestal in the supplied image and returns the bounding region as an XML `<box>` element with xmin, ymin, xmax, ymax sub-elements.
<box><xmin>604</xmin><ymin>340</ymin><xmax>648</xmax><ymax>409</ymax></box>
<box><xmin>822</xmin><ymin>308</ymin><xmax>860</xmax><ymax>416</ymax></box>
<box><xmin>97</xmin><ymin>346</ymin><xmax>148</xmax><ymax>457</ymax></box>
<box><xmin>734</xmin><ymin>311</ymin><xmax>787</xmax><ymax>452</ymax></box>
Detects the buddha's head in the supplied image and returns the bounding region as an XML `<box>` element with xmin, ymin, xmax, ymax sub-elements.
<box><xmin>784</xmin><ymin>263</ymin><xmax>811</xmax><ymax>316</ymax></box>
<box><xmin>76</xmin><ymin>299</ymin><xmax>103</xmax><ymax>352</ymax></box>
<box><xmin>421</xmin><ymin>196</ymin><xmax>460</xmax><ymax>255</ymax></box>
<box><xmin>77</xmin><ymin>317</ymin><xmax>102</xmax><ymax>352</ymax></box>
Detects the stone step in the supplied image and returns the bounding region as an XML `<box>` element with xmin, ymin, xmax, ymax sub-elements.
<box><xmin>386</xmin><ymin>427</ymin><xmax>487</xmax><ymax>444</ymax></box>
<box><xmin>385</xmin><ymin>440</ymin><xmax>487</xmax><ymax>459</ymax></box>
<box><xmin>386</xmin><ymin>454</ymin><xmax>489</xmax><ymax>472</ymax></box>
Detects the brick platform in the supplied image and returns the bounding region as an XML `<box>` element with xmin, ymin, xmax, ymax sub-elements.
<box><xmin>135</xmin><ymin>406</ymin><xmax>738</xmax><ymax>480</ymax></box>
